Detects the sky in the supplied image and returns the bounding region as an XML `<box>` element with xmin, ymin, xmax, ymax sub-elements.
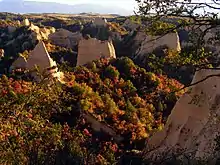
<box><xmin>24</xmin><ymin>0</ymin><xmax>138</xmax><ymax>10</ymax></box>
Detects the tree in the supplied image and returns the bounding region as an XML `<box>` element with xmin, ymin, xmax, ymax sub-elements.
<box><xmin>135</xmin><ymin>0</ymin><xmax>220</xmax><ymax>57</ymax></box>
<box><xmin>134</xmin><ymin>1</ymin><xmax>220</xmax><ymax>163</ymax></box>
<box><xmin>134</xmin><ymin>0</ymin><xmax>220</xmax><ymax>85</ymax></box>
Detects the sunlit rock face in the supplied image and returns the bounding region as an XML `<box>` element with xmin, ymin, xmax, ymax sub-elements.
<box><xmin>144</xmin><ymin>68</ymin><xmax>220</xmax><ymax>164</ymax></box>
<box><xmin>23</xmin><ymin>18</ymin><xmax>30</xmax><ymax>27</ymax></box>
<box><xmin>77</xmin><ymin>38</ymin><xmax>116</xmax><ymax>66</ymax></box>
<box><xmin>136</xmin><ymin>32</ymin><xmax>181</xmax><ymax>57</ymax></box>
<box><xmin>26</xmin><ymin>41</ymin><xmax>57</xmax><ymax>73</ymax></box>
<box><xmin>28</xmin><ymin>23</ymin><xmax>55</xmax><ymax>42</ymax></box>
<box><xmin>10</xmin><ymin>41</ymin><xmax>64</xmax><ymax>82</ymax></box>
<box><xmin>0</xmin><ymin>49</ymin><xmax>4</xmax><ymax>59</ymax></box>
<box><xmin>3</xmin><ymin>20</ymin><xmax>55</xmax><ymax>55</ymax></box>
<box><xmin>48</xmin><ymin>28</ymin><xmax>82</xmax><ymax>49</ymax></box>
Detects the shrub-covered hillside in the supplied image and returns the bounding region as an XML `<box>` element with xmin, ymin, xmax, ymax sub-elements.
<box><xmin>0</xmin><ymin>57</ymin><xmax>184</xmax><ymax>164</ymax></box>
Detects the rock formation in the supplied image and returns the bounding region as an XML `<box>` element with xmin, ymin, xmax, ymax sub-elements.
<box><xmin>23</xmin><ymin>18</ymin><xmax>30</xmax><ymax>26</ymax></box>
<box><xmin>0</xmin><ymin>49</ymin><xmax>4</xmax><ymax>58</ymax></box>
<box><xmin>48</xmin><ymin>28</ymin><xmax>82</xmax><ymax>49</ymax></box>
<box><xmin>2</xmin><ymin>20</ymin><xmax>55</xmax><ymax>56</ymax></box>
<box><xmin>136</xmin><ymin>32</ymin><xmax>181</xmax><ymax>57</ymax></box>
<box><xmin>93</xmin><ymin>17</ymin><xmax>107</xmax><ymax>27</ymax></box>
<box><xmin>10</xmin><ymin>55</ymin><xmax>27</xmax><ymax>70</ymax></box>
<box><xmin>144</xmin><ymin>68</ymin><xmax>220</xmax><ymax>164</ymax></box>
<box><xmin>77</xmin><ymin>38</ymin><xmax>116</xmax><ymax>66</ymax></box>
<box><xmin>11</xmin><ymin>41</ymin><xmax>64</xmax><ymax>82</ymax></box>
<box><xmin>28</xmin><ymin>23</ymin><xmax>55</xmax><ymax>42</ymax></box>
<box><xmin>26</xmin><ymin>41</ymin><xmax>57</xmax><ymax>74</ymax></box>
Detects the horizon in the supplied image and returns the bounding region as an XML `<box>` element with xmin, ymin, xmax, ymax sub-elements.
<box><xmin>0</xmin><ymin>0</ymin><xmax>138</xmax><ymax>11</ymax></box>
<box><xmin>0</xmin><ymin>0</ymin><xmax>218</xmax><ymax>16</ymax></box>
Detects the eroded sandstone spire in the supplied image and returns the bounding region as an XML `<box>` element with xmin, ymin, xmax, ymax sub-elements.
<box><xmin>48</xmin><ymin>28</ymin><xmax>82</xmax><ymax>49</ymax></box>
<box><xmin>77</xmin><ymin>38</ymin><xmax>116</xmax><ymax>66</ymax></box>
<box><xmin>144</xmin><ymin>68</ymin><xmax>220</xmax><ymax>164</ymax></box>
<box><xmin>10</xmin><ymin>41</ymin><xmax>64</xmax><ymax>83</ymax></box>
<box><xmin>26</xmin><ymin>41</ymin><xmax>57</xmax><ymax>74</ymax></box>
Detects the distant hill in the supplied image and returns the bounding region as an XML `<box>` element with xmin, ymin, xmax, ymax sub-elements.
<box><xmin>0</xmin><ymin>0</ymin><xmax>133</xmax><ymax>16</ymax></box>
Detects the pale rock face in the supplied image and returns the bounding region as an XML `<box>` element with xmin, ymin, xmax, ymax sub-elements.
<box><xmin>11</xmin><ymin>41</ymin><xmax>64</xmax><ymax>82</ymax></box>
<box><xmin>144</xmin><ymin>68</ymin><xmax>220</xmax><ymax>163</ymax></box>
<box><xmin>23</xmin><ymin>18</ymin><xmax>30</xmax><ymax>26</ymax></box>
<box><xmin>0</xmin><ymin>49</ymin><xmax>4</xmax><ymax>58</ymax></box>
<box><xmin>134</xmin><ymin>31</ymin><xmax>146</xmax><ymax>42</ymax></box>
<box><xmin>10</xmin><ymin>55</ymin><xmax>27</xmax><ymax>70</ymax></box>
<box><xmin>133</xmin><ymin>31</ymin><xmax>147</xmax><ymax>50</ymax></box>
<box><xmin>94</xmin><ymin>17</ymin><xmax>107</xmax><ymax>27</ymax></box>
<box><xmin>26</xmin><ymin>41</ymin><xmax>57</xmax><ymax>74</ymax></box>
<box><xmin>137</xmin><ymin>32</ymin><xmax>181</xmax><ymax>56</ymax></box>
<box><xmin>77</xmin><ymin>38</ymin><xmax>116</xmax><ymax>66</ymax></box>
<box><xmin>48</xmin><ymin>28</ymin><xmax>82</xmax><ymax>48</ymax></box>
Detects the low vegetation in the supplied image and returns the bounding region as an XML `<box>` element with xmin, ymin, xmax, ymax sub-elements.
<box><xmin>0</xmin><ymin>57</ymin><xmax>184</xmax><ymax>164</ymax></box>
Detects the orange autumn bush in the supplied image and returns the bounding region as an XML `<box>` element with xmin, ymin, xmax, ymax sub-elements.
<box><xmin>0</xmin><ymin>57</ymin><xmax>184</xmax><ymax>164</ymax></box>
<box><xmin>69</xmin><ymin>57</ymin><xmax>184</xmax><ymax>148</ymax></box>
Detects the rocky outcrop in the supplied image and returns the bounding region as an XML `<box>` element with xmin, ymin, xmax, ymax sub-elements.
<box><xmin>28</xmin><ymin>23</ymin><xmax>56</xmax><ymax>42</ymax></box>
<box><xmin>93</xmin><ymin>17</ymin><xmax>107</xmax><ymax>27</ymax></box>
<box><xmin>26</xmin><ymin>41</ymin><xmax>57</xmax><ymax>74</ymax></box>
<box><xmin>10</xmin><ymin>55</ymin><xmax>27</xmax><ymax>70</ymax></box>
<box><xmin>77</xmin><ymin>38</ymin><xmax>116</xmax><ymax>66</ymax></box>
<box><xmin>1</xmin><ymin>20</ymin><xmax>55</xmax><ymax>56</ymax></box>
<box><xmin>23</xmin><ymin>18</ymin><xmax>30</xmax><ymax>26</ymax></box>
<box><xmin>136</xmin><ymin>32</ymin><xmax>181</xmax><ymax>57</ymax></box>
<box><xmin>48</xmin><ymin>28</ymin><xmax>82</xmax><ymax>49</ymax></box>
<box><xmin>11</xmin><ymin>41</ymin><xmax>64</xmax><ymax>82</ymax></box>
<box><xmin>144</xmin><ymin>68</ymin><xmax>220</xmax><ymax>164</ymax></box>
<box><xmin>0</xmin><ymin>49</ymin><xmax>4</xmax><ymax>58</ymax></box>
